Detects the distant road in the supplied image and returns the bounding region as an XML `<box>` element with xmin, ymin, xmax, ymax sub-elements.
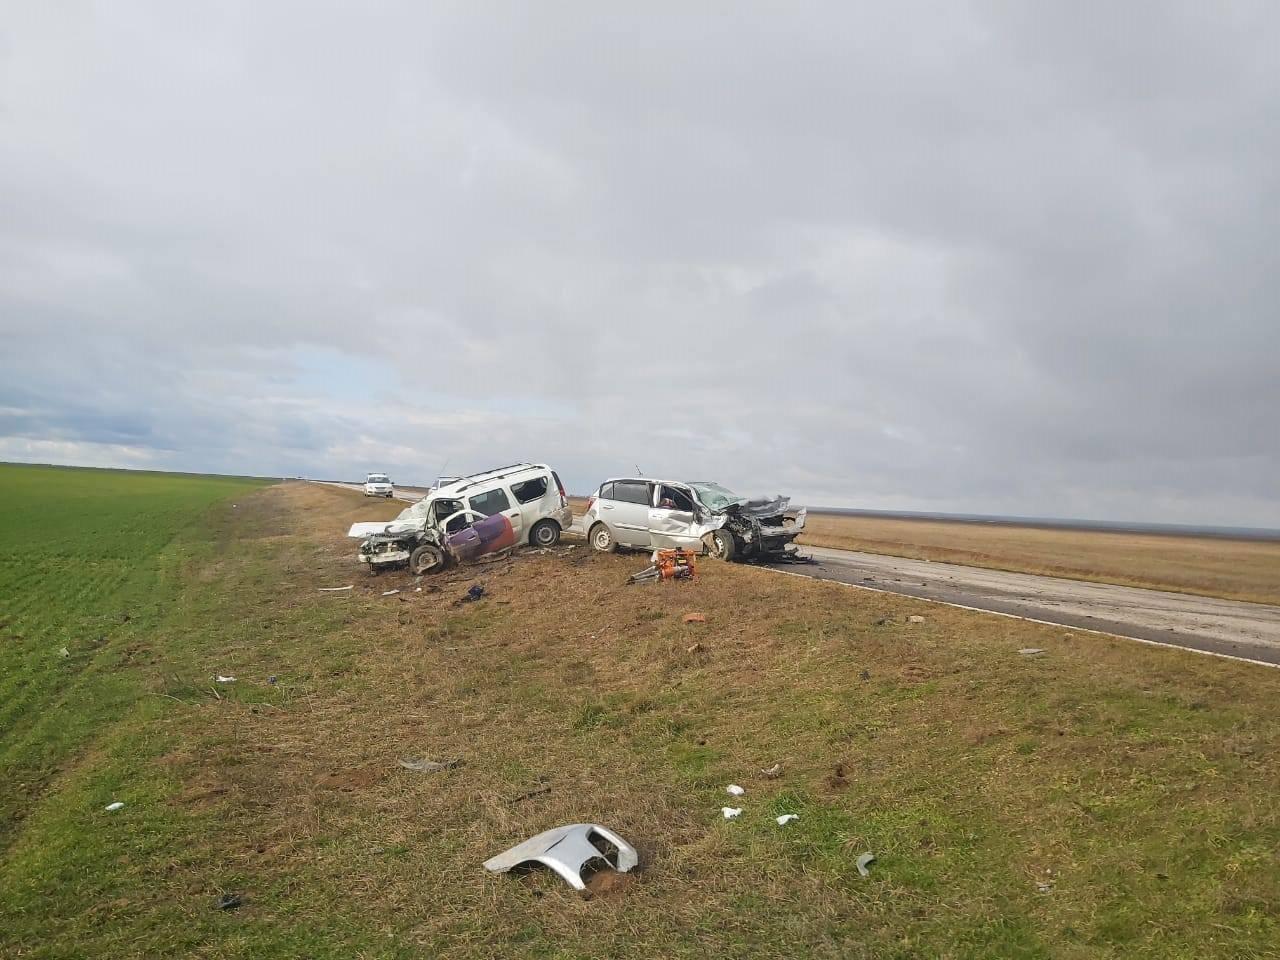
<box><xmin>312</xmin><ymin>480</ymin><xmax>1280</xmax><ymax>667</ymax></box>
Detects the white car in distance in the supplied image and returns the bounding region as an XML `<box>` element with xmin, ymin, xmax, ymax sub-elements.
<box><xmin>364</xmin><ymin>473</ymin><xmax>394</xmax><ymax>498</ymax></box>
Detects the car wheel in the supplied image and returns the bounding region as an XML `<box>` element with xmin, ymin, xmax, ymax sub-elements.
<box><xmin>708</xmin><ymin>530</ymin><xmax>737</xmax><ymax>562</ymax></box>
<box><xmin>530</xmin><ymin>519</ymin><xmax>561</xmax><ymax>547</ymax></box>
<box><xmin>409</xmin><ymin>543</ymin><xmax>445</xmax><ymax>575</ymax></box>
<box><xmin>589</xmin><ymin>522</ymin><xmax>616</xmax><ymax>553</ymax></box>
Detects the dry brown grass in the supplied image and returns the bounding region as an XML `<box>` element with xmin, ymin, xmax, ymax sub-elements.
<box><xmin>799</xmin><ymin>513</ymin><xmax>1280</xmax><ymax>605</ymax></box>
<box><xmin>9</xmin><ymin>480</ymin><xmax>1279</xmax><ymax>958</ymax></box>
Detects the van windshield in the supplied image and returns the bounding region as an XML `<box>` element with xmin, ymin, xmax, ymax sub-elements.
<box><xmin>690</xmin><ymin>482</ymin><xmax>747</xmax><ymax>512</ymax></box>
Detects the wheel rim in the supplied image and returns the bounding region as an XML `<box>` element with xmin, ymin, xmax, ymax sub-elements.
<box><xmin>711</xmin><ymin>533</ymin><xmax>727</xmax><ymax>558</ymax></box>
<box><xmin>413</xmin><ymin>548</ymin><xmax>442</xmax><ymax>574</ymax></box>
<box><xmin>593</xmin><ymin>527</ymin><xmax>611</xmax><ymax>550</ymax></box>
<box><xmin>535</xmin><ymin>525</ymin><xmax>555</xmax><ymax>545</ymax></box>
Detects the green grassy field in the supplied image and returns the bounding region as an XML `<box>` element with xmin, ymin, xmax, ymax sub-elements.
<box><xmin>3</xmin><ymin>474</ymin><xmax>1279</xmax><ymax>959</ymax></box>
<box><xmin>0</xmin><ymin>464</ymin><xmax>269</xmax><ymax>848</ymax></box>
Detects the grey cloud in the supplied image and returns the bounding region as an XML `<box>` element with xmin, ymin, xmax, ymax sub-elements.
<box><xmin>1</xmin><ymin>1</ymin><xmax>1277</xmax><ymax>525</ymax></box>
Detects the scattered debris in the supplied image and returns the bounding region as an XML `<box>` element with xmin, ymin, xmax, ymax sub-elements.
<box><xmin>721</xmin><ymin>807</ymin><xmax>743</xmax><ymax>820</ymax></box>
<box><xmin>628</xmin><ymin>549</ymin><xmax>698</xmax><ymax>584</ymax></box>
<box><xmin>318</xmin><ymin>585</ymin><xmax>354</xmax><ymax>592</ymax></box>
<box><xmin>859</xmin><ymin>669</ymin><xmax>871</xmax><ymax>681</ymax></box>
<box><xmin>459</xmin><ymin>584</ymin><xmax>486</xmax><ymax>604</ymax></box>
<box><xmin>685</xmin><ymin>642</ymin><xmax>704</xmax><ymax>654</ymax></box>
<box><xmin>907</xmin><ymin>615</ymin><xmax>925</xmax><ymax>624</ymax></box>
<box><xmin>776</xmin><ymin>814</ymin><xmax>799</xmax><ymax>826</ymax></box>
<box><xmin>1036</xmin><ymin>881</ymin><xmax>1054</xmax><ymax>893</ymax></box>
<box><xmin>268</xmin><ymin>676</ymin><xmax>278</xmax><ymax>685</ymax></box>
<box><xmin>856</xmin><ymin>852</ymin><xmax>876</xmax><ymax>877</ymax></box>
<box><xmin>58</xmin><ymin>646</ymin><xmax>70</xmax><ymax>658</ymax></box>
<box><xmin>682</xmin><ymin>612</ymin><xmax>707</xmax><ymax>624</ymax></box>
<box><xmin>398</xmin><ymin>757</ymin><xmax>462</xmax><ymax>773</ymax></box>
<box><xmin>507</xmin><ymin>784</ymin><xmax>553</xmax><ymax>804</ymax></box>
<box><xmin>216</xmin><ymin>893</ymin><xmax>243</xmax><ymax>911</ymax></box>
<box><xmin>760</xmin><ymin>763</ymin><xmax>782</xmax><ymax>779</ymax></box>
<box><xmin>483</xmin><ymin>823</ymin><xmax>638</xmax><ymax>893</ymax></box>
<box><xmin>415</xmin><ymin>587</ymin><xmax>422</xmax><ymax>593</ymax></box>
<box><xmin>1019</xmin><ymin>648</ymin><xmax>1045</xmax><ymax>656</ymax></box>
<box><xmin>214</xmin><ymin>675</ymin><xmax>236</xmax><ymax>683</ymax></box>
<box><xmin>726</xmin><ymin>784</ymin><xmax>745</xmax><ymax>796</ymax></box>
<box><xmin>104</xmin><ymin>801</ymin><xmax>124</xmax><ymax>812</ymax></box>
<box><xmin>381</xmin><ymin>589</ymin><xmax>400</xmax><ymax>597</ymax></box>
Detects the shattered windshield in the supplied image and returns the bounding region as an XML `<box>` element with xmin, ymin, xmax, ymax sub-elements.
<box><xmin>690</xmin><ymin>482</ymin><xmax>748</xmax><ymax>512</ymax></box>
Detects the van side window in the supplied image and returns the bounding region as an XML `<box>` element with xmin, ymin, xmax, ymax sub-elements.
<box><xmin>511</xmin><ymin>477</ymin><xmax>548</xmax><ymax>504</ymax></box>
<box><xmin>599</xmin><ymin>482</ymin><xmax>615</xmax><ymax>500</ymax></box>
<box><xmin>468</xmin><ymin>488</ymin><xmax>511</xmax><ymax>517</ymax></box>
<box><xmin>612</xmin><ymin>480</ymin><xmax>651</xmax><ymax>506</ymax></box>
<box><xmin>659</xmin><ymin>485</ymin><xmax>694</xmax><ymax>512</ymax></box>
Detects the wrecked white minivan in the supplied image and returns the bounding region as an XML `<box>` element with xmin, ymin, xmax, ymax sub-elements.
<box><xmin>348</xmin><ymin>463</ymin><xmax>572</xmax><ymax>575</ymax></box>
<box><xmin>583</xmin><ymin>478</ymin><xmax>806</xmax><ymax>561</ymax></box>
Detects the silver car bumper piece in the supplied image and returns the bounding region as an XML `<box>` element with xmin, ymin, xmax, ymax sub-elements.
<box><xmin>483</xmin><ymin>823</ymin><xmax>638</xmax><ymax>892</ymax></box>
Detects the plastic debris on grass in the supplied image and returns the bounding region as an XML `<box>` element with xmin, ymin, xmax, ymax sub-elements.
<box><xmin>214</xmin><ymin>675</ymin><xmax>236</xmax><ymax>683</ymax></box>
<box><xmin>1019</xmin><ymin>648</ymin><xmax>1045</xmax><ymax>656</ymax></box>
<box><xmin>726</xmin><ymin>784</ymin><xmax>745</xmax><ymax>796</ymax></box>
<box><xmin>398</xmin><ymin>758</ymin><xmax>462</xmax><ymax>773</ymax></box>
<box><xmin>760</xmin><ymin>763</ymin><xmax>782</xmax><ymax>779</ymax></box>
<box><xmin>682</xmin><ymin>612</ymin><xmax>707</xmax><ymax>624</ymax></box>
<box><xmin>721</xmin><ymin>807</ymin><xmax>743</xmax><ymax>820</ymax></box>
<box><xmin>459</xmin><ymin>584</ymin><xmax>485</xmax><ymax>604</ymax></box>
<box><xmin>856</xmin><ymin>852</ymin><xmax>876</xmax><ymax>877</ymax></box>
<box><xmin>216</xmin><ymin>893</ymin><xmax>242</xmax><ymax>910</ymax></box>
<box><xmin>318</xmin><ymin>585</ymin><xmax>354</xmax><ymax>592</ymax></box>
<box><xmin>381</xmin><ymin>589</ymin><xmax>400</xmax><ymax>596</ymax></box>
<box><xmin>104</xmin><ymin>802</ymin><xmax>124</xmax><ymax>812</ymax></box>
<box><xmin>483</xmin><ymin>823</ymin><xmax>638</xmax><ymax>893</ymax></box>
<box><xmin>776</xmin><ymin>814</ymin><xmax>799</xmax><ymax>826</ymax></box>
<box><xmin>907</xmin><ymin>615</ymin><xmax>925</xmax><ymax>624</ymax></box>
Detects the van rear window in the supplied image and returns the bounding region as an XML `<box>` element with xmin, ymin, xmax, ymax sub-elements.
<box><xmin>511</xmin><ymin>477</ymin><xmax>549</xmax><ymax>504</ymax></box>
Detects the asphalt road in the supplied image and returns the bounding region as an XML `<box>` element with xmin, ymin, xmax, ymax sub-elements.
<box><xmin>314</xmin><ymin>481</ymin><xmax>1280</xmax><ymax>667</ymax></box>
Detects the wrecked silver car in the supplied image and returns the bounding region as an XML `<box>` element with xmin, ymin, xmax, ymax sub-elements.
<box><xmin>583</xmin><ymin>478</ymin><xmax>806</xmax><ymax>561</ymax></box>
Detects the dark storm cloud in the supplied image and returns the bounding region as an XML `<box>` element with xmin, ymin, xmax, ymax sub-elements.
<box><xmin>1</xmin><ymin>1</ymin><xmax>1276</xmax><ymax>524</ymax></box>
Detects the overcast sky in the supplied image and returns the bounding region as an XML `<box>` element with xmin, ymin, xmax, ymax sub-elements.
<box><xmin>2</xmin><ymin>2</ymin><xmax>1277</xmax><ymax>525</ymax></box>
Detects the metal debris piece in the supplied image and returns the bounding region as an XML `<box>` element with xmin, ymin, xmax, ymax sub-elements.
<box><xmin>726</xmin><ymin>784</ymin><xmax>745</xmax><ymax>796</ymax></box>
<box><xmin>483</xmin><ymin>823</ymin><xmax>638</xmax><ymax>892</ymax></box>
<box><xmin>1019</xmin><ymin>648</ymin><xmax>1045</xmax><ymax>656</ymax></box>
<box><xmin>398</xmin><ymin>758</ymin><xmax>462</xmax><ymax>773</ymax></box>
<box><xmin>318</xmin><ymin>585</ymin><xmax>354</xmax><ymax>592</ymax></box>
<box><xmin>721</xmin><ymin>807</ymin><xmax>743</xmax><ymax>819</ymax></box>
<box><xmin>760</xmin><ymin>763</ymin><xmax>782</xmax><ymax>779</ymax></box>
<box><xmin>856</xmin><ymin>852</ymin><xmax>876</xmax><ymax>877</ymax></box>
<box><xmin>776</xmin><ymin>814</ymin><xmax>799</xmax><ymax>826</ymax></box>
<box><xmin>104</xmin><ymin>801</ymin><xmax>124</xmax><ymax>812</ymax></box>
<box><xmin>216</xmin><ymin>893</ymin><xmax>242</xmax><ymax>911</ymax></box>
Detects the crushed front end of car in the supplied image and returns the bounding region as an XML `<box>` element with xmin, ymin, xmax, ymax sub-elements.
<box><xmin>716</xmin><ymin>496</ymin><xmax>807</xmax><ymax>560</ymax></box>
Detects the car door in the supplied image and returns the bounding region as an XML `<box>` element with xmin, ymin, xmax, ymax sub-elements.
<box><xmin>648</xmin><ymin>483</ymin><xmax>705</xmax><ymax>550</ymax></box>
<box><xmin>467</xmin><ymin>485</ymin><xmax>524</xmax><ymax>543</ymax></box>
<box><xmin>608</xmin><ymin>479</ymin><xmax>654</xmax><ymax>547</ymax></box>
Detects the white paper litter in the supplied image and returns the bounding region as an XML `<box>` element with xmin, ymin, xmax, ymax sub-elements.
<box><xmin>381</xmin><ymin>590</ymin><xmax>400</xmax><ymax>596</ymax></box>
<box><xmin>721</xmin><ymin>807</ymin><xmax>742</xmax><ymax>820</ymax></box>
<box><xmin>856</xmin><ymin>852</ymin><xmax>876</xmax><ymax>877</ymax></box>
<box><xmin>215</xmin><ymin>675</ymin><xmax>236</xmax><ymax>683</ymax></box>
<box><xmin>58</xmin><ymin>647</ymin><xmax>70</xmax><ymax>658</ymax></box>
<box><xmin>104</xmin><ymin>801</ymin><xmax>124</xmax><ymax>812</ymax></box>
<box><xmin>776</xmin><ymin>814</ymin><xmax>799</xmax><ymax>826</ymax></box>
<box><xmin>318</xmin><ymin>585</ymin><xmax>354</xmax><ymax>592</ymax></box>
<box><xmin>726</xmin><ymin>784</ymin><xmax>745</xmax><ymax>796</ymax></box>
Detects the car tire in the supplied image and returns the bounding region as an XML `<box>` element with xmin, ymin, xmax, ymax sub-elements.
<box><xmin>708</xmin><ymin>530</ymin><xmax>737</xmax><ymax>562</ymax></box>
<box><xmin>409</xmin><ymin>543</ymin><xmax>445</xmax><ymax>575</ymax></box>
<box><xmin>529</xmin><ymin>519</ymin><xmax>561</xmax><ymax>547</ymax></box>
<box><xmin>589</xmin><ymin>522</ymin><xmax>616</xmax><ymax>553</ymax></box>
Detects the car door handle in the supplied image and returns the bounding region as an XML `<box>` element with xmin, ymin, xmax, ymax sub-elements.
<box><xmin>602</xmin><ymin>504</ymin><xmax>614</xmax><ymax>510</ymax></box>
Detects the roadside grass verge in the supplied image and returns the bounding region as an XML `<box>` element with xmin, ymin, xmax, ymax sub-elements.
<box><xmin>2</xmin><ymin>480</ymin><xmax>1278</xmax><ymax>958</ymax></box>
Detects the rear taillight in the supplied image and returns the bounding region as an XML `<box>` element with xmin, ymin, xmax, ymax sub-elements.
<box><xmin>585</xmin><ymin>496</ymin><xmax>596</xmax><ymax>514</ymax></box>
